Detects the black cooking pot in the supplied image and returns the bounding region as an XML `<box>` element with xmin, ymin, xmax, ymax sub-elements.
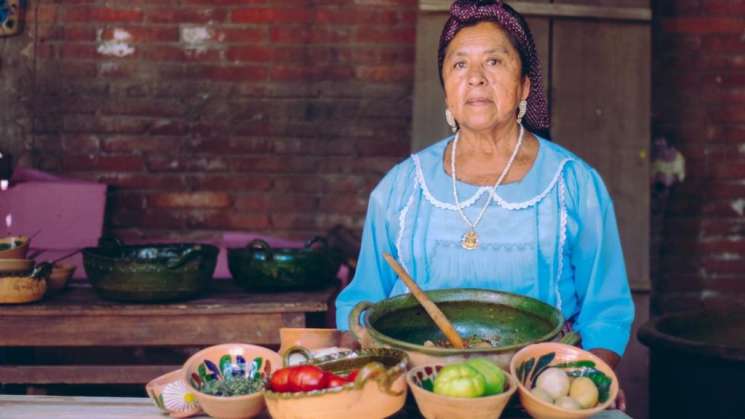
<box><xmin>228</xmin><ymin>237</ymin><xmax>342</xmax><ymax>292</ymax></box>
<box><xmin>82</xmin><ymin>239</ymin><xmax>219</xmax><ymax>302</ymax></box>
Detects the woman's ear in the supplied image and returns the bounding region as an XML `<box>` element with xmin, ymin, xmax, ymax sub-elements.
<box><xmin>521</xmin><ymin>76</ymin><xmax>531</xmax><ymax>102</ymax></box>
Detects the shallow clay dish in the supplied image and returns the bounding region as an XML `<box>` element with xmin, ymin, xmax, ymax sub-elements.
<box><xmin>0</xmin><ymin>236</ymin><xmax>29</xmax><ymax>259</ymax></box>
<box><xmin>46</xmin><ymin>263</ymin><xmax>76</xmax><ymax>294</ymax></box>
<box><xmin>509</xmin><ymin>342</ymin><xmax>619</xmax><ymax>419</ymax></box>
<box><xmin>0</xmin><ymin>258</ymin><xmax>34</xmax><ymax>276</ymax></box>
<box><xmin>0</xmin><ymin>275</ymin><xmax>47</xmax><ymax>304</ymax></box>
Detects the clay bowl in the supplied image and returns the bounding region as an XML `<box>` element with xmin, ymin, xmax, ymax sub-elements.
<box><xmin>264</xmin><ymin>348</ymin><xmax>409</xmax><ymax>419</ymax></box>
<box><xmin>182</xmin><ymin>343</ymin><xmax>281</xmax><ymax>419</ymax></box>
<box><xmin>509</xmin><ymin>343</ymin><xmax>619</xmax><ymax>419</ymax></box>
<box><xmin>146</xmin><ymin>369</ymin><xmax>202</xmax><ymax>418</ymax></box>
<box><xmin>46</xmin><ymin>263</ymin><xmax>76</xmax><ymax>294</ymax></box>
<box><xmin>0</xmin><ymin>258</ymin><xmax>34</xmax><ymax>276</ymax></box>
<box><xmin>407</xmin><ymin>363</ymin><xmax>518</xmax><ymax>419</ymax></box>
<box><xmin>0</xmin><ymin>275</ymin><xmax>47</xmax><ymax>304</ymax></box>
<box><xmin>0</xmin><ymin>236</ymin><xmax>29</xmax><ymax>259</ymax></box>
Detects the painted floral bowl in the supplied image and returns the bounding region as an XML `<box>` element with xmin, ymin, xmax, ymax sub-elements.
<box><xmin>182</xmin><ymin>343</ymin><xmax>282</xmax><ymax>419</ymax></box>
<box><xmin>264</xmin><ymin>347</ymin><xmax>409</xmax><ymax>419</ymax></box>
<box><xmin>406</xmin><ymin>363</ymin><xmax>518</xmax><ymax>419</ymax></box>
<box><xmin>509</xmin><ymin>343</ymin><xmax>619</xmax><ymax>419</ymax></box>
<box><xmin>146</xmin><ymin>369</ymin><xmax>202</xmax><ymax>418</ymax></box>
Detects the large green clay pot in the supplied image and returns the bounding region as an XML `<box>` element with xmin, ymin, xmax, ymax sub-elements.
<box><xmin>349</xmin><ymin>288</ymin><xmax>577</xmax><ymax>369</ymax></box>
<box><xmin>228</xmin><ymin>237</ymin><xmax>342</xmax><ymax>292</ymax></box>
<box><xmin>83</xmin><ymin>242</ymin><xmax>219</xmax><ymax>302</ymax></box>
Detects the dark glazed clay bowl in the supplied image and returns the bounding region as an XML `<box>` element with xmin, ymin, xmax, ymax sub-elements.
<box><xmin>350</xmin><ymin>288</ymin><xmax>577</xmax><ymax>369</ymax></box>
<box><xmin>228</xmin><ymin>237</ymin><xmax>341</xmax><ymax>292</ymax></box>
<box><xmin>83</xmin><ymin>241</ymin><xmax>218</xmax><ymax>302</ymax></box>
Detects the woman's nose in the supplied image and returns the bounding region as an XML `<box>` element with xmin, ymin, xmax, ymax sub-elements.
<box><xmin>467</xmin><ymin>68</ymin><xmax>486</xmax><ymax>86</ymax></box>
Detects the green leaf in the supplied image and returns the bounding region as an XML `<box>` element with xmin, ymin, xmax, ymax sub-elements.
<box><xmin>530</xmin><ymin>352</ymin><xmax>556</xmax><ymax>388</ymax></box>
<box><xmin>219</xmin><ymin>355</ymin><xmax>232</xmax><ymax>377</ymax></box>
<box><xmin>198</xmin><ymin>364</ymin><xmax>209</xmax><ymax>384</ymax></box>
<box><xmin>554</xmin><ymin>360</ymin><xmax>596</xmax><ymax>369</ymax></box>
<box><xmin>519</xmin><ymin>358</ymin><xmax>535</xmax><ymax>385</ymax></box>
<box><xmin>251</xmin><ymin>357</ymin><xmax>263</xmax><ymax>380</ymax></box>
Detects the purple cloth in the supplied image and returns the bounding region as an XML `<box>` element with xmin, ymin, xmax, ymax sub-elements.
<box><xmin>437</xmin><ymin>0</ymin><xmax>550</xmax><ymax>132</ymax></box>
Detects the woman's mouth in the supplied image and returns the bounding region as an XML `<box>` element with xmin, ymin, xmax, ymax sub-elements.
<box><xmin>465</xmin><ymin>97</ymin><xmax>493</xmax><ymax>105</ymax></box>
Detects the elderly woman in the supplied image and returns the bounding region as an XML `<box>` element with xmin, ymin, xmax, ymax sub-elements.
<box><xmin>336</xmin><ymin>0</ymin><xmax>633</xmax><ymax>407</ymax></box>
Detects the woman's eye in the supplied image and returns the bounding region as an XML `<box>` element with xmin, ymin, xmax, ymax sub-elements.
<box><xmin>454</xmin><ymin>61</ymin><xmax>466</xmax><ymax>69</ymax></box>
<box><xmin>487</xmin><ymin>58</ymin><xmax>501</xmax><ymax>66</ymax></box>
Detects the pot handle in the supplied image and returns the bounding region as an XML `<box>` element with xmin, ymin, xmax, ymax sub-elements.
<box><xmin>31</xmin><ymin>262</ymin><xmax>53</xmax><ymax>280</ymax></box>
<box><xmin>246</xmin><ymin>239</ymin><xmax>273</xmax><ymax>260</ymax></box>
<box><xmin>353</xmin><ymin>362</ymin><xmax>406</xmax><ymax>396</ymax></box>
<box><xmin>304</xmin><ymin>236</ymin><xmax>328</xmax><ymax>250</ymax></box>
<box><xmin>166</xmin><ymin>245</ymin><xmax>204</xmax><ymax>269</ymax></box>
<box><xmin>282</xmin><ymin>345</ymin><xmax>313</xmax><ymax>367</ymax></box>
<box><xmin>349</xmin><ymin>301</ymin><xmax>373</xmax><ymax>347</ymax></box>
<box><xmin>559</xmin><ymin>331</ymin><xmax>581</xmax><ymax>346</ymax></box>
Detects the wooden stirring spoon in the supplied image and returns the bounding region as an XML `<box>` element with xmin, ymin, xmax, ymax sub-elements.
<box><xmin>383</xmin><ymin>253</ymin><xmax>466</xmax><ymax>349</ymax></box>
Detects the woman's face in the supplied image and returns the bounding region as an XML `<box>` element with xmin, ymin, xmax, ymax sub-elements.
<box><xmin>442</xmin><ymin>22</ymin><xmax>530</xmax><ymax>133</ymax></box>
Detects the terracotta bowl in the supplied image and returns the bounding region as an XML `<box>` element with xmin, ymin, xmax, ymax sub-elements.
<box><xmin>182</xmin><ymin>343</ymin><xmax>281</xmax><ymax>419</ymax></box>
<box><xmin>278</xmin><ymin>328</ymin><xmax>343</xmax><ymax>361</ymax></box>
<box><xmin>146</xmin><ymin>369</ymin><xmax>202</xmax><ymax>418</ymax></box>
<box><xmin>0</xmin><ymin>236</ymin><xmax>29</xmax><ymax>259</ymax></box>
<box><xmin>0</xmin><ymin>275</ymin><xmax>47</xmax><ymax>304</ymax></box>
<box><xmin>265</xmin><ymin>348</ymin><xmax>409</xmax><ymax>419</ymax></box>
<box><xmin>47</xmin><ymin>263</ymin><xmax>76</xmax><ymax>294</ymax></box>
<box><xmin>509</xmin><ymin>343</ymin><xmax>619</xmax><ymax>419</ymax></box>
<box><xmin>406</xmin><ymin>363</ymin><xmax>518</xmax><ymax>419</ymax></box>
<box><xmin>0</xmin><ymin>258</ymin><xmax>34</xmax><ymax>276</ymax></box>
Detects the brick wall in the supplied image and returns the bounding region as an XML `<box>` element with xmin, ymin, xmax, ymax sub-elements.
<box><xmin>652</xmin><ymin>1</ymin><xmax>745</xmax><ymax>313</ymax></box>
<box><xmin>25</xmin><ymin>0</ymin><xmax>416</xmax><ymax>241</ymax></box>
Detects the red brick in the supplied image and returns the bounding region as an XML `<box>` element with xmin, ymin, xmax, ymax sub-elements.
<box><xmin>149</xmin><ymin>192</ymin><xmax>232</xmax><ymax>209</ymax></box>
<box><xmin>188</xmin><ymin>175</ymin><xmax>272</xmax><ymax>191</ymax></box>
<box><xmin>98</xmin><ymin>173</ymin><xmax>188</xmax><ymax>190</ymax></box>
<box><xmin>230</xmin><ymin>8</ymin><xmax>310</xmax><ymax>24</ymax></box>
<box><xmin>225</xmin><ymin>46</ymin><xmax>275</xmax><ymax>63</ymax></box>
<box><xmin>146</xmin><ymin>8</ymin><xmax>227</xmax><ymax>24</ymax></box>
<box><xmin>270</xmin><ymin>213</ymin><xmax>320</xmax><ymax>230</ymax></box>
<box><xmin>185</xmin><ymin>137</ymin><xmax>273</xmax><ymax>154</ymax></box>
<box><xmin>270</xmin><ymin>26</ymin><xmax>353</xmax><ymax>44</ymax></box>
<box><xmin>64</xmin><ymin>7</ymin><xmax>144</xmax><ymax>23</ymax></box>
<box><xmin>144</xmin><ymin>46</ymin><xmax>221</xmax><ymax>63</ymax></box>
<box><xmin>187</xmin><ymin>210</ymin><xmax>270</xmax><ymax>229</ymax></box>
<box><xmin>63</xmin><ymin>26</ymin><xmax>97</xmax><ymax>42</ymax></box>
<box><xmin>99</xmin><ymin>27</ymin><xmax>180</xmax><ymax>43</ymax></box>
<box><xmin>270</xmin><ymin>66</ymin><xmax>354</xmax><ymax>81</ymax></box>
<box><xmin>272</xmin><ymin>176</ymin><xmax>324</xmax><ymax>193</ymax></box>
<box><xmin>355</xmin><ymin>26</ymin><xmax>416</xmax><ymax>44</ymax></box>
<box><xmin>217</xmin><ymin>27</ymin><xmax>267</xmax><ymax>43</ymax></box>
<box><xmin>355</xmin><ymin>65</ymin><xmax>413</xmax><ymax>82</ymax></box>
<box><xmin>146</xmin><ymin>156</ymin><xmax>230</xmax><ymax>172</ymax></box>
<box><xmin>101</xmin><ymin>136</ymin><xmax>184</xmax><ymax>153</ymax></box>
<box><xmin>228</xmin><ymin>156</ymin><xmax>319</xmax><ymax>173</ymax></box>
<box><xmin>62</xmin><ymin>154</ymin><xmax>145</xmax><ymax>172</ymax></box>
<box><xmin>62</xmin><ymin>135</ymin><xmax>100</xmax><ymax>153</ymax></box>
<box><xmin>110</xmin><ymin>209</ymin><xmax>186</xmax><ymax>229</ymax></box>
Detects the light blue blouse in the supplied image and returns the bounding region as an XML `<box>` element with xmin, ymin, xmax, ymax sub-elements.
<box><xmin>336</xmin><ymin>135</ymin><xmax>635</xmax><ymax>356</ymax></box>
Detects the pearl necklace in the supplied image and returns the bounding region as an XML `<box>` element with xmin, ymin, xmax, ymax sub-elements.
<box><xmin>450</xmin><ymin>123</ymin><xmax>524</xmax><ymax>250</ymax></box>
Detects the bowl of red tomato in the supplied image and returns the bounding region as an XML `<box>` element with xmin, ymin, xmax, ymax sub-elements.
<box><xmin>264</xmin><ymin>347</ymin><xmax>409</xmax><ymax>419</ymax></box>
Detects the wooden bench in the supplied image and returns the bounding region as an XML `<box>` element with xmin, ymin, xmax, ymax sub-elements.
<box><xmin>0</xmin><ymin>282</ymin><xmax>336</xmax><ymax>385</ymax></box>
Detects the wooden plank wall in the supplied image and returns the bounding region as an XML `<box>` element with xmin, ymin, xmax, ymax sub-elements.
<box><xmin>412</xmin><ymin>0</ymin><xmax>651</xmax><ymax>289</ymax></box>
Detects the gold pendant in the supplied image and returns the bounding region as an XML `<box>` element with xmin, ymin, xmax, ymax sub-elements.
<box><xmin>461</xmin><ymin>230</ymin><xmax>479</xmax><ymax>250</ymax></box>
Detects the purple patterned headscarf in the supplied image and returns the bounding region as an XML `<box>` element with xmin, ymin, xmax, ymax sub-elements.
<box><xmin>438</xmin><ymin>0</ymin><xmax>550</xmax><ymax>132</ymax></box>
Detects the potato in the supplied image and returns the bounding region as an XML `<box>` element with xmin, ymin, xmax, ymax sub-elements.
<box><xmin>535</xmin><ymin>367</ymin><xmax>570</xmax><ymax>400</ymax></box>
<box><xmin>569</xmin><ymin>377</ymin><xmax>599</xmax><ymax>409</ymax></box>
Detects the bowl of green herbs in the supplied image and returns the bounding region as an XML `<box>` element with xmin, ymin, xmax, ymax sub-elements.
<box><xmin>183</xmin><ymin>343</ymin><xmax>282</xmax><ymax>418</ymax></box>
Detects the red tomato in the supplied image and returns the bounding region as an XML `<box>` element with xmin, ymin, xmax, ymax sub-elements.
<box><xmin>269</xmin><ymin>368</ymin><xmax>293</xmax><ymax>392</ymax></box>
<box><xmin>287</xmin><ymin>365</ymin><xmax>326</xmax><ymax>392</ymax></box>
<box><xmin>323</xmin><ymin>371</ymin><xmax>348</xmax><ymax>388</ymax></box>
<box><xmin>345</xmin><ymin>369</ymin><xmax>360</xmax><ymax>382</ymax></box>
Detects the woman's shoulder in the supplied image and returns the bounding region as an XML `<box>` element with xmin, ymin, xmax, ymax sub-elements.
<box><xmin>536</xmin><ymin>136</ymin><xmax>611</xmax><ymax>203</ymax></box>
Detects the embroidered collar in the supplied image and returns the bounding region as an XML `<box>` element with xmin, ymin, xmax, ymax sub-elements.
<box><xmin>411</xmin><ymin>136</ymin><xmax>574</xmax><ymax>211</ymax></box>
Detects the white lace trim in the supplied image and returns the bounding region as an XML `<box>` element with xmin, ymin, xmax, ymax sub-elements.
<box><xmin>412</xmin><ymin>153</ymin><xmax>573</xmax><ymax>211</ymax></box>
<box><xmin>396</xmin><ymin>190</ymin><xmax>416</xmax><ymax>274</ymax></box>
<box><xmin>556</xmin><ymin>177</ymin><xmax>567</xmax><ymax>311</ymax></box>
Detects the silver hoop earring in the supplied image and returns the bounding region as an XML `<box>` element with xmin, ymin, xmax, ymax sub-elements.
<box><xmin>517</xmin><ymin>100</ymin><xmax>527</xmax><ymax>125</ymax></box>
<box><xmin>445</xmin><ymin>109</ymin><xmax>457</xmax><ymax>133</ymax></box>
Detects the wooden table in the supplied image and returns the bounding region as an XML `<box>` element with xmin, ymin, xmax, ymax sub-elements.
<box><xmin>0</xmin><ymin>395</ymin><xmax>634</xmax><ymax>418</ymax></box>
<box><xmin>0</xmin><ymin>282</ymin><xmax>336</xmax><ymax>385</ymax></box>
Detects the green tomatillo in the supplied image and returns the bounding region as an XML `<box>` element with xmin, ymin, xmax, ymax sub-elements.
<box><xmin>465</xmin><ymin>358</ymin><xmax>507</xmax><ymax>395</ymax></box>
<box><xmin>433</xmin><ymin>364</ymin><xmax>486</xmax><ymax>398</ymax></box>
